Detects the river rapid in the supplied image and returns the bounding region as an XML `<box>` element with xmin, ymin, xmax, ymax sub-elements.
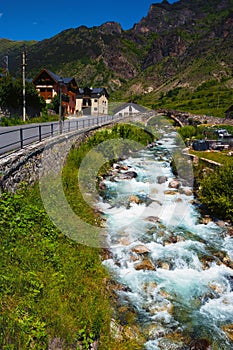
<box><xmin>97</xmin><ymin>127</ymin><xmax>233</xmax><ymax>349</ymax></box>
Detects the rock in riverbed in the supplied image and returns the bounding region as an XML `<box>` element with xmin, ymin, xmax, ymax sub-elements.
<box><xmin>135</xmin><ymin>259</ymin><xmax>156</xmax><ymax>271</ymax></box>
<box><xmin>132</xmin><ymin>244</ymin><xmax>151</xmax><ymax>254</ymax></box>
<box><xmin>189</xmin><ymin>338</ymin><xmax>212</xmax><ymax>350</ymax></box>
<box><xmin>169</xmin><ymin>179</ymin><xmax>181</xmax><ymax>189</ymax></box>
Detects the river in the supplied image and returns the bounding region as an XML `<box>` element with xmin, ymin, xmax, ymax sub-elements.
<box><xmin>97</xmin><ymin>126</ymin><xmax>233</xmax><ymax>349</ymax></box>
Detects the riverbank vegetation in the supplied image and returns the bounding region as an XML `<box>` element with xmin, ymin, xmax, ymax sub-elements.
<box><xmin>0</xmin><ymin>123</ymin><xmax>154</xmax><ymax>349</ymax></box>
<box><xmin>199</xmin><ymin>163</ymin><xmax>233</xmax><ymax>222</ymax></box>
<box><xmin>0</xmin><ymin>187</ymin><xmax>113</xmax><ymax>349</ymax></box>
<box><xmin>176</xmin><ymin>124</ymin><xmax>233</xmax><ymax>223</ymax></box>
<box><xmin>177</xmin><ymin>124</ymin><xmax>233</xmax><ymax>145</ymax></box>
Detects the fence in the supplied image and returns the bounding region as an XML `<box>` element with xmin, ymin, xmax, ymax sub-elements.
<box><xmin>0</xmin><ymin>115</ymin><xmax>120</xmax><ymax>156</ymax></box>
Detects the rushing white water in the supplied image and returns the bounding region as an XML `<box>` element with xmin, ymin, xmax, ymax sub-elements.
<box><xmin>98</xmin><ymin>130</ymin><xmax>233</xmax><ymax>349</ymax></box>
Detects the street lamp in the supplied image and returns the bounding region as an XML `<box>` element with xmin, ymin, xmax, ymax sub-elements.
<box><xmin>58</xmin><ymin>77</ymin><xmax>64</xmax><ymax>134</ymax></box>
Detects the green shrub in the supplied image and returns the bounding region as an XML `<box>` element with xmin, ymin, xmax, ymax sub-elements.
<box><xmin>199</xmin><ymin>163</ymin><xmax>233</xmax><ymax>221</ymax></box>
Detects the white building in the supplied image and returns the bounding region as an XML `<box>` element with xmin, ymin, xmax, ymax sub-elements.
<box><xmin>113</xmin><ymin>102</ymin><xmax>148</xmax><ymax>117</ymax></box>
<box><xmin>76</xmin><ymin>87</ymin><xmax>109</xmax><ymax>116</ymax></box>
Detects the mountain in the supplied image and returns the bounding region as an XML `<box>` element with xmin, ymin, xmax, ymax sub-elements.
<box><xmin>1</xmin><ymin>0</ymin><xmax>233</xmax><ymax>104</ymax></box>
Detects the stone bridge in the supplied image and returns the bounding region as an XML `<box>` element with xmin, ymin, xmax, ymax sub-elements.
<box><xmin>157</xmin><ymin>109</ymin><xmax>233</xmax><ymax>126</ymax></box>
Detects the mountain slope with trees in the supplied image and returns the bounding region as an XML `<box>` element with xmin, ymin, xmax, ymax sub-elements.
<box><xmin>0</xmin><ymin>0</ymin><xmax>233</xmax><ymax>112</ymax></box>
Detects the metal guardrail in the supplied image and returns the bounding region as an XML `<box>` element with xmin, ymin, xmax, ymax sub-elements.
<box><xmin>0</xmin><ymin>114</ymin><xmax>120</xmax><ymax>156</ymax></box>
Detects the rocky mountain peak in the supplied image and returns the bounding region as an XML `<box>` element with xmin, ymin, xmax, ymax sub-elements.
<box><xmin>99</xmin><ymin>22</ymin><xmax>122</xmax><ymax>35</ymax></box>
<box><xmin>1</xmin><ymin>0</ymin><xmax>233</xmax><ymax>96</ymax></box>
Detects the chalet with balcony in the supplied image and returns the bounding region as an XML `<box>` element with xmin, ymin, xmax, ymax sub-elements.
<box><xmin>33</xmin><ymin>68</ymin><xmax>78</xmax><ymax>115</ymax></box>
<box><xmin>76</xmin><ymin>87</ymin><xmax>109</xmax><ymax>116</ymax></box>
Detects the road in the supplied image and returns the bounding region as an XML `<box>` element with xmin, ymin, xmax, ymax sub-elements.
<box><xmin>0</xmin><ymin>115</ymin><xmax>111</xmax><ymax>156</ymax></box>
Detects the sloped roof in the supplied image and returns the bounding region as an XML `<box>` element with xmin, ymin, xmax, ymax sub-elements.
<box><xmin>113</xmin><ymin>102</ymin><xmax>148</xmax><ymax>114</ymax></box>
<box><xmin>46</xmin><ymin>69</ymin><xmax>60</xmax><ymax>82</ymax></box>
<box><xmin>77</xmin><ymin>87</ymin><xmax>109</xmax><ymax>98</ymax></box>
<box><xmin>63</xmin><ymin>77</ymin><xmax>75</xmax><ymax>84</ymax></box>
<box><xmin>33</xmin><ymin>68</ymin><xmax>76</xmax><ymax>86</ymax></box>
<box><xmin>45</xmin><ymin>70</ymin><xmax>74</xmax><ymax>84</ymax></box>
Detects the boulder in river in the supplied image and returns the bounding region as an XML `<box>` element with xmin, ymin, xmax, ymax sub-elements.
<box><xmin>157</xmin><ymin>175</ymin><xmax>167</xmax><ymax>184</ymax></box>
<box><xmin>120</xmin><ymin>165</ymin><xmax>129</xmax><ymax>171</ymax></box>
<box><xmin>132</xmin><ymin>244</ymin><xmax>151</xmax><ymax>254</ymax></box>
<box><xmin>145</xmin><ymin>216</ymin><xmax>161</xmax><ymax>223</ymax></box>
<box><xmin>222</xmin><ymin>324</ymin><xmax>233</xmax><ymax>341</ymax></box>
<box><xmin>120</xmin><ymin>237</ymin><xmax>131</xmax><ymax>246</ymax></box>
<box><xmin>156</xmin><ymin>259</ymin><xmax>171</xmax><ymax>270</ymax></box>
<box><xmin>200</xmin><ymin>215</ymin><xmax>212</xmax><ymax>225</ymax></box>
<box><xmin>156</xmin><ymin>332</ymin><xmax>189</xmax><ymax>349</ymax></box>
<box><xmin>164</xmin><ymin>190</ymin><xmax>178</xmax><ymax>195</ymax></box>
<box><xmin>225</xmin><ymin>274</ymin><xmax>233</xmax><ymax>290</ymax></box>
<box><xmin>118</xmin><ymin>171</ymin><xmax>138</xmax><ymax>180</ymax></box>
<box><xmin>169</xmin><ymin>179</ymin><xmax>181</xmax><ymax>189</ymax></box>
<box><xmin>98</xmin><ymin>181</ymin><xmax>106</xmax><ymax>190</ymax></box>
<box><xmin>135</xmin><ymin>259</ymin><xmax>156</xmax><ymax>271</ymax></box>
<box><xmin>128</xmin><ymin>195</ymin><xmax>141</xmax><ymax>204</ymax></box>
<box><xmin>179</xmin><ymin>188</ymin><xmax>193</xmax><ymax>196</ymax></box>
<box><xmin>208</xmin><ymin>282</ymin><xmax>225</xmax><ymax>295</ymax></box>
<box><xmin>227</xmin><ymin>227</ymin><xmax>233</xmax><ymax>236</ymax></box>
<box><xmin>189</xmin><ymin>338</ymin><xmax>212</xmax><ymax>350</ymax></box>
<box><xmin>148</xmin><ymin>300</ymin><xmax>174</xmax><ymax>316</ymax></box>
<box><xmin>222</xmin><ymin>256</ymin><xmax>233</xmax><ymax>269</ymax></box>
<box><xmin>215</xmin><ymin>220</ymin><xmax>228</xmax><ymax>228</ymax></box>
<box><xmin>101</xmin><ymin>248</ymin><xmax>113</xmax><ymax>260</ymax></box>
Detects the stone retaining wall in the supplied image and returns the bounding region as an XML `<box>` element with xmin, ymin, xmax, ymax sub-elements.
<box><xmin>188</xmin><ymin>152</ymin><xmax>222</xmax><ymax>168</ymax></box>
<box><xmin>0</xmin><ymin>126</ymin><xmax>100</xmax><ymax>193</ymax></box>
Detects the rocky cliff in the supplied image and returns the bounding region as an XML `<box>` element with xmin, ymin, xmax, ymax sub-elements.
<box><xmin>0</xmin><ymin>0</ymin><xmax>233</xmax><ymax>98</ymax></box>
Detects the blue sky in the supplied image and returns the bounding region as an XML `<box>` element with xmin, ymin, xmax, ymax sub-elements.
<box><xmin>0</xmin><ymin>0</ymin><xmax>177</xmax><ymax>42</ymax></box>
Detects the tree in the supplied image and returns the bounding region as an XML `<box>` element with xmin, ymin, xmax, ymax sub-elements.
<box><xmin>0</xmin><ymin>75</ymin><xmax>45</xmax><ymax>118</ymax></box>
<box><xmin>49</xmin><ymin>94</ymin><xmax>60</xmax><ymax>114</ymax></box>
<box><xmin>0</xmin><ymin>75</ymin><xmax>19</xmax><ymax>111</ymax></box>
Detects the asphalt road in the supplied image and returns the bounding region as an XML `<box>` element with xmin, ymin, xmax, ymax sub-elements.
<box><xmin>0</xmin><ymin>115</ymin><xmax>111</xmax><ymax>156</ymax></box>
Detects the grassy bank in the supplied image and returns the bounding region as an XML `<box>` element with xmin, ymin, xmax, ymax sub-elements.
<box><xmin>190</xmin><ymin>150</ymin><xmax>233</xmax><ymax>165</ymax></box>
<box><xmin>0</xmin><ymin>123</ymin><xmax>154</xmax><ymax>349</ymax></box>
<box><xmin>0</xmin><ymin>186</ymin><xmax>114</xmax><ymax>349</ymax></box>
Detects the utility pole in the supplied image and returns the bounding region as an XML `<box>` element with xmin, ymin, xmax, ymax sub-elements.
<box><xmin>58</xmin><ymin>77</ymin><xmax>63</xmax><ymax>134</ymax></box>
<box><xmin>4</xmin><ymin>53</ymin><xmax>9</xmax><ymax>75</ymax></box>
<box><xmin>22</xmin><ymin>49</ymin><xmax>26</xmax><ymax>122</ymax></box>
